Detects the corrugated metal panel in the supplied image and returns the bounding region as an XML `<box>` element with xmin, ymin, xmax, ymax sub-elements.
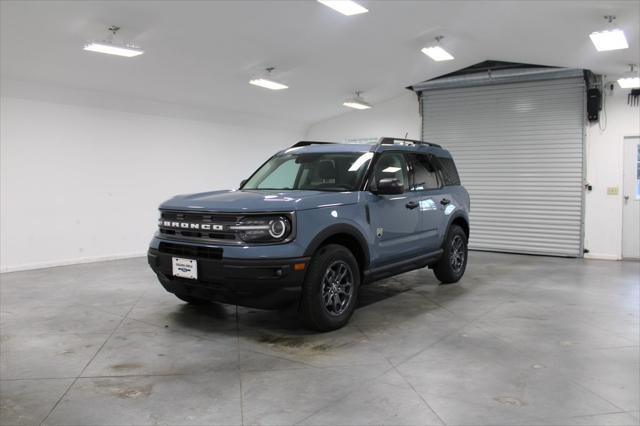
<box><xmin>420</xmin><ymin>77</ymin><xmax>585</xmax><ymax>257</ymax></box>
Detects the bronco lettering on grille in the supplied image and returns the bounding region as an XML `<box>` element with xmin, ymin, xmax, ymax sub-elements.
<box><xmin>159</xmin><ymin>221</ymin><xmax>224</xmax><ymax>231</ymax></box>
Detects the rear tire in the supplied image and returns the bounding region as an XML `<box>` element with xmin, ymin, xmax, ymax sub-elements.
<box><xmin>300</xmin><ymin>244</ymin><xmax>360</xmax><ymax>331</ymax></box>
<box><xmin>174</xmin><ymin>292</ymin><xmax>211</xmax><ymax>306</ymax></box>
<box><xmin>434</xmin><ymin>225</ymin><xmax>468</xmax><ymax>284</ymax></box>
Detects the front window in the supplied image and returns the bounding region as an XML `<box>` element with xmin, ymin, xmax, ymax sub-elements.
<box><xmin>243</xmin><ymin>151</ymin><xmax>373</xmax><ymax>191</ymax></box>
<box><xmin>370</xmin><ymin>152</ymin><xmax>409</xmax><ymax>192</ymax></box>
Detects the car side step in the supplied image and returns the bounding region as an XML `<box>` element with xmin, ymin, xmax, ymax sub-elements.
<box><xmin>363</xmin><ymin>249</ymin><xmax>443</xmax><ymax>284</ymax></box>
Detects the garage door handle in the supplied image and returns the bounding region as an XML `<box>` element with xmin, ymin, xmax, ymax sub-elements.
<box><xmin>440</xmin><ymin>198</ymin><xmax>451</xmax><ymax>205</ymax></box>
<box><xmin>406</xmin><ymin>201</ymin><xmax>419</xmax><ymax>209</ymax></box>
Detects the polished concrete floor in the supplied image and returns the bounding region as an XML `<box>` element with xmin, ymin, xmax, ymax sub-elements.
<box><xmin>0</xmin><ymin>252</ymin><xmax>638</xmax><ymax>426</ymax></box>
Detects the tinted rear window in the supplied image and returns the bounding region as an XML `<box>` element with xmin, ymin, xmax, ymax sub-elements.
<box><xmin>438</xmin><ymin>157</ymin><xmax>461</xmax><ymax>186</ymax></box>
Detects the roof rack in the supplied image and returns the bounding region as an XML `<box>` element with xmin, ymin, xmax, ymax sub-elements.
<box><xmin>377</xmin><ymin>137</ymin><xmax>441</xmax><ymax>148</ymax></box>
<box><xmin>290</xmin><ymin>141</ymin><xmax>336</xmax><ymax>148</ymax></box>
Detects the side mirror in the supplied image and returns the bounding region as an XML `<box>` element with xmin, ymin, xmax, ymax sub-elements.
<box><xmin>374</xmin><ymin>178</ymin><xmax>404</xmax><ymax>195</ymax></box>
<box><xmin>239</xmin><ymin>179</ymin><xmax>247</xmax><ymax>189</ymax></box>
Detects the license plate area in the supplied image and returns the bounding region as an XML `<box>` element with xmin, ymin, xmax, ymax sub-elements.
<box><xmin>172</xmin><ymin>257</ymin><xmax>198</xmax><ymax>280</ymax></box>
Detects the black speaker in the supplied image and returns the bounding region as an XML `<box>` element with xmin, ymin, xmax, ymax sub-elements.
<box><xmin>587</xmin><ymin>88</ymin><xmax>602</xmax><ymax>122</ymax></box>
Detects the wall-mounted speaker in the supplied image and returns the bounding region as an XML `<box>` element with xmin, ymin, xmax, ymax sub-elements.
<box><xmin>587</xmin><ymin>88</ymin><xmax>602</xmax><ymax>122</ymax></box>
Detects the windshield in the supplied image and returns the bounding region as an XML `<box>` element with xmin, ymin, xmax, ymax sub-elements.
<box><xmin>243</xmin><ymin>152</ymin><xmax>373</xmax><ymax>191</ymax></box>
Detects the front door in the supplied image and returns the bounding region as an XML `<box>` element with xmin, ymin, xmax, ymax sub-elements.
<box><xmin>622</xmin><ymin>136</ymin><xmax>640</xmax><ymax>259</ymax></box>
<box><xmin>366</xmin><ymin>152</ymin><xmax>423</xmax><ymax>266</ymax></box>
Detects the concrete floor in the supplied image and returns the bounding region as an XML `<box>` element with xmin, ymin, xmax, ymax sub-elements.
<box><xmin>0</xmin><ymin>252</ymin><xmax>638</xmax><ymax>426</ymax></box>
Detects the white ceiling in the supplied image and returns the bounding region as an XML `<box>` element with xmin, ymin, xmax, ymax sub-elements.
<box><xmin>1</xmin><ymin>0</ymin><xmax>639</xmax><ymax>125</ymax></box>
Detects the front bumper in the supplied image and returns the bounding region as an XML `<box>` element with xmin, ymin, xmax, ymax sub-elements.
<box><xmin>147</xmin><ymin>245</ymin><xmax>309</xmax><ymax>309</ymax></box>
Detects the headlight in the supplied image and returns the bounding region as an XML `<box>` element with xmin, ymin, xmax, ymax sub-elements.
<box><xmin>230</xmin><ymin>216</ymin><xmax>292</xmax><ymax>243</ymax></box>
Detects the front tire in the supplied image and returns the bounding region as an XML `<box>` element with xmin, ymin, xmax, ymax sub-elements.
<box><xmin>434</xmin><ymin>224</ymin><xmax>468</xmax><ymax>284</ymax></box>
<box><xmin>300</xmin><ymin>244</ymin><xmax>360</xmax><ymax>331</ymax></box>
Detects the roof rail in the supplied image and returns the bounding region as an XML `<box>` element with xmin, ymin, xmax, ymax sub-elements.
<box><xmin>378</xmin><ymin>137</ymin><xmax>441</xmax><ymax>148</ymax></box>
<box><xmin>290</xmin><ymin>141</ymin><xmax>336</xmax><ymax>148</ymax></box>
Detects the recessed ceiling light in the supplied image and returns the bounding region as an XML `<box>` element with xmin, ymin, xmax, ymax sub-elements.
<box><xmin>83</xmin><ymin>26</ymin><xmax>144</xmax><ymax>58</ymax></box>
<box><xmin>590</xmin><ymin>16</ymin><xmax>628</xmax><ymax>51</ymax></box>
<box><xmin>317</xmin><ymin>0</ymin><xmax>368</xmax><ymax>16</ymax></box>
<box><xmin>249</xmin><ymin>67</ymin><xmax>289</xmax><ymax>90</ymax></box>
<box><xmin>618</xmin><ymin>77</ymin><xmax>640</xmax><ymax>89</ymax></box>
<box><xmin>590</xmin><ymin>29</ymin><xmax>629</xmax><ymax>51</ymax></box>
<box><xmin>421</xmin><ymin>36</ymin><xmax>454</xmax><ymax>61</ymax></box>
<box><xmin>618</xmin><ymin>65</ymin><xmax>639</xmax><ymax>88</ymax></box>
<box><xmin>343</xmin><ymin>91</ymin><xmax>372</xmax><ymax>109</ymax></box>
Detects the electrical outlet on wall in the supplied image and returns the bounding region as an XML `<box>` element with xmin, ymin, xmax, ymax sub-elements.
<box><xmin>607</xmin><ymin>186</ymin><xmax>619</xmax><ymax>195</ymax></box>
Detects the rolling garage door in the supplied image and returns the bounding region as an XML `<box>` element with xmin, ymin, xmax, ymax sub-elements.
<box><xmin>418</xmin><ymin>71</ymin><xmax>585</xmax><ymax>257</ymax></box>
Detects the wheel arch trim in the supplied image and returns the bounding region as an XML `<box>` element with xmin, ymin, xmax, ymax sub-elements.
<box><xmin>446</xmin><ymin>211</ymin><xmax>470</xmax><ymax>239</ymax></box>
<box><xmin>303</xmin><ymin>224</ymin><xmax>371</xmax><ymax>269</ymax></box>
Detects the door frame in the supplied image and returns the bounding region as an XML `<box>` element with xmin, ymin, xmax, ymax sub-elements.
<box><xmin>621</xmin><ymin>134</ymin><xmax>640</xmax><ymax>259</ymax></box>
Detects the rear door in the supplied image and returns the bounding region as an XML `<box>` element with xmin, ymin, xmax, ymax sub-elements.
<box><xmin>367</xmin><ymin>152</ymin><xmax>423</xmax><ymax>265</ymax></box>
<box><xmin>406</xmin><ymin>153</ymin><xmax>449</xmax><ymax>251</ymax></box>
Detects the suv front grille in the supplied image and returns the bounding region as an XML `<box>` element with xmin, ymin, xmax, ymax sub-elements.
<box><xmin>158</xmin><ymin>242</ymin><xmax>223</xmax><ymax>260</ymax></box>
<box><xmin>158</xmin><ymin>211</ymin><xmax>241</xmax><ymax>243</ymax></box>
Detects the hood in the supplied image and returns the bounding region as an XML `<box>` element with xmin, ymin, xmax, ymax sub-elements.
<box><xmin>160</xmin><ymin>189</ymin><xmax>360</xmax><ymax>213</ymax></box>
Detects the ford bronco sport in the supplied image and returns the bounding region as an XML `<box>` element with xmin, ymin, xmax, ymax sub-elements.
<box><xmin>148</xmin><ymin>137</ymin><xmax>470</xmax><ymax>331</ymax></box>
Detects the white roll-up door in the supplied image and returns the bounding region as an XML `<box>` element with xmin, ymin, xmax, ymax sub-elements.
<box><xmin>420</xmin><ymin>76</ymin><xmax>585</xmax><ymax>257</ymax></box>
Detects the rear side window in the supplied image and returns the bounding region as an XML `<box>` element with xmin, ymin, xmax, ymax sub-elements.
<box><xmin>407</xmin><ymin>154</ymin><xmax>440</xmax><ymax>191</ymax></box>
<box><xmin>438</xmin><ymin>156</ymin><xmax>461</xmax><ymax>186</ymax></box>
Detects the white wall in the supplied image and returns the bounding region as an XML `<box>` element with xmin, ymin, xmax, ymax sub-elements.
<box><xmin>307</xmin><ymin>85</ymin><xmax>640</xmax><ymax>260</ymax></box>
<box><xmin>2</xmin><ymin>80</ymin><xmax>636</xmax><ymax>271</ymax></box>
<box><xmin>584</xmin><ymin>88</ymin><xmax>640</xmax><ymax>260</ymax></box>
<box><xmin>306</xmin><ymin>92</ymin><xmax>421</xmax><ymax>142</ymax></box>
<box><xmin>0</xmin><ymin>94</ymin><xmax>304</xmax><ymax>272</ymax></box>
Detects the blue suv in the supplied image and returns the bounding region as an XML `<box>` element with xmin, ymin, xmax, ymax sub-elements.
<box><xmin>148</xmin><ymin>137</ymin><xmax>470</xmax><ymax>330</ymax></box>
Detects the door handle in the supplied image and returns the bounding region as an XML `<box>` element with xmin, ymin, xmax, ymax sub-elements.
<box><xmin>406</xmin><ymin>201</ymin><xmax>419</xmax><ymax>210</ymax></box>
<box><xmin>440</xmin><ymin>198</ymin><xmax>451</xmax><ymax>206</ymax></box>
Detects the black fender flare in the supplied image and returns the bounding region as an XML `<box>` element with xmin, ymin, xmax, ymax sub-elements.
<box><xmin>303</xmin><ymin>223</ymin><xmax>371</xmax><ymax>268</ymax></box>
<box><xmin>445</xmin><ymin>211</ymin><xmax>470</xmax><ymax>239</ymax></box>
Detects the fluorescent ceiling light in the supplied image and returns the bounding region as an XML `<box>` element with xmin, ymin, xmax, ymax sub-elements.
<box><xmin>343</xmin><ymin>91</ymin><xmax>371</xmax><ymax>110</ymax></box>
<box><xmin>84</xmin><ymin>42</ymin><xmax>144</xmax><ymax>57</ymax></box>
<box><xmin>249</xmin><ymin>78</ymin><xmax>289</xmax><ymax>90</ymax></box>
<box><xmin>589</xmin><ymin>29</ymin><xmax>628</xmax><ymax>51</ymax></box>
<box><xmin>343</xmin><ymin>100</ymin><xmax>371</xmax><ymax>110</ymax></box>
<box><xmin>421</xmin><ymin>46</ymin><xmax>454</xmax><ymax>61</ymax></box>
<box><xmin>618</xmin><ymin>77</ymin><xmax>640</xmax><ymax>89</ymax></box>
<box><xmin>317</xmin><ymin>0</ymin><xmax>368</xmax><ymax>16</ymax></box>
